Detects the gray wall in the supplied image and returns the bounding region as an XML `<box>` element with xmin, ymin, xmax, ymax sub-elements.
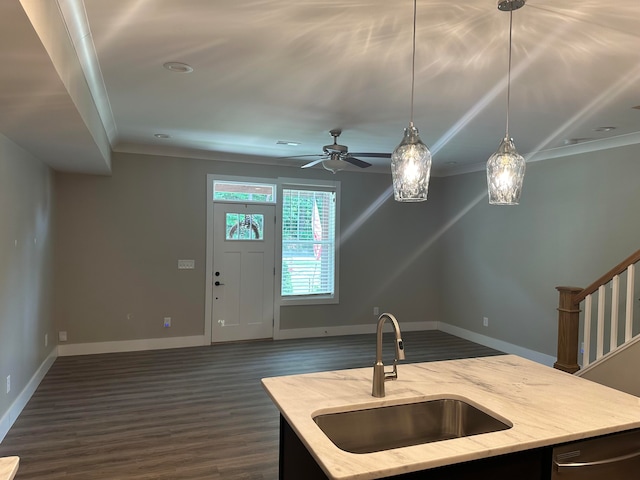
<box><xmin>52</xmin><ymin>142</ymin><xmax>640</xmax><ymax>359</ymax></box>
<box><xmin>0</xmin><ymin>133</ymin><xmax>55</xmax><ymax>426</ymax></box>
<box><xmin>54</xmin><ymin>152</ymin><xmax>445</xmax><ymax>344</ymax></box>
<box><xmin>438</xmin><ymin>143</ymin><xmax>640</xmax><ymax>357</ymax></box>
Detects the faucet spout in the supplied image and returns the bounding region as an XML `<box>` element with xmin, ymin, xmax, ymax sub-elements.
<box><xmin>372</xmin><ymin>313</ymin><xmax>405</xmax><ymax>398</ymax></box>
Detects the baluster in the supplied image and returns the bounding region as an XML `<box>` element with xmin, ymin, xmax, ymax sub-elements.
<box><xmin>610</xmin><ymin>274</ymin><xmax>619</xmax><ymax>352</ymax></box>
<box><xmin>596</xmin><ymin>285</ymin><xmax>606</xmax><ymax>359</ymax></box>
<box><xmin>625</xmin><ymin>264</ymin><xmax>635</xmax><ymax>342</ymax></box>
<box><xmin>583</xmin><ymin>294</ymin><xmax>592</xmax><ymax>368</ymax></box>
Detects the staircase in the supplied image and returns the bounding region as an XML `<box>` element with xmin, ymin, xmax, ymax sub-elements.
<box><xmin>554</xmin><ymin>249</ymin><xmax>640</xmax><ymax>395</ymax></box>
<box><xmin>577</xmin><ymin>335</ymin><xmax>640</xmax><ymax>396</ymax></box>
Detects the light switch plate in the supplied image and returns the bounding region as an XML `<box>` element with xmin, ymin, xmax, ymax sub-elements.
<box><xmin>178</xmin><ymin>259</ymin><xmax>195</xmax><ymax>269</ymax></box>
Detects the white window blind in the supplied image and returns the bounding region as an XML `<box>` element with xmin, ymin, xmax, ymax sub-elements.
<box><xmin>281</xmin><ymin>187</ymin><xmax>336</xmax><ymax>297</ymax></box>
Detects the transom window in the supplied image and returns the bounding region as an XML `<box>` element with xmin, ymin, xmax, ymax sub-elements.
<box><xmin>214</xmin><ymin>180</ymin><xmax>276</xmax><ymax>203</ymax></box>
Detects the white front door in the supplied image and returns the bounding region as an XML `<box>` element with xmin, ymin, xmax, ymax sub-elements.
<box><xmin>212</xmin><ymin>203</ymin><xmax>275</xmax><ymax>342</ymax></box>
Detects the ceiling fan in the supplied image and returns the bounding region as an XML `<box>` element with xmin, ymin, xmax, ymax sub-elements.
<box><xmin>291</xmin><ymin>129</ymin><xmax>391</xmax><ymax>173</ymax></box>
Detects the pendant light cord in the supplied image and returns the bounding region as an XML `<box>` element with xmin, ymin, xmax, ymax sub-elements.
<box><xmin>409</xmin><ymin>0</ymin><xmax>417</xmax><ymax>127</ymax></box>
<box><xmin>505</xmin><ymin>9</ymin><xmax>513</xmax><ymax>139</ymax></box>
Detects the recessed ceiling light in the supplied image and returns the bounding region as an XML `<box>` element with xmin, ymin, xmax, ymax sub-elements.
<box><xmin>163</xmin><ymin>62</ymin><xmax>193</xmax><ymax>73</ymax></box>
<box><xmin>154</xmin><ymin>133</ymin><xmax>170</xmax><ymax>139</ymax></box>
<box><xmin>276</xmin><ymin>140</ymin><xmax>301</xmax><ymax>146</ymax></box>
<box><xmin>593</xmin><ymin>126</ymin><xmax>616</xmax><ymax>132</ymax></box>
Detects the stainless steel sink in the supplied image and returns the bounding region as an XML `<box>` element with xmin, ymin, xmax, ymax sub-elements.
<box><xmin>313</xmin><ymin>398</ymin><xmax>511</xmax><ymax>454</ymax></box>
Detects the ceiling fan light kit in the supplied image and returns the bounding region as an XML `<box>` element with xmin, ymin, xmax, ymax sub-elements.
<box><xmin>391</xmin><ymin>0</ymin><xmax>432</xmax><ymax>203</ymax></box>
<box><xmin>486</xmin><ymin>0</ymin><xmax>527</xmax><ymax>205</ymax></box>
<box><xmin>322</xmin><ymin>153</ymin><xmax>348</xmax><ymax>173</ymax></box>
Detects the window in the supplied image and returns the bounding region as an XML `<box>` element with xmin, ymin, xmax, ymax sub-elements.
<box><xmin>225</xmin><ymin>213</ymin><xmax>264</xmax><ymax>240</ymax></box>
<box><xmin>214</xmin><ymin>180</ymin><xmax>276</xmax><ymax>203</ymax></box>
<box><xmin>281</xmin><ymin>185</ymin><xmax>337</xmax><ymax>300</ymax></box>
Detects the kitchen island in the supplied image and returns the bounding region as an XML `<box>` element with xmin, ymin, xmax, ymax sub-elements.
<box><xmin>0</xmin><ymin>457</ymin><xmax>18</xmax><ymax>480</ymax></box>
<box><xmin>262</xmin><ymin>355</ymin><xmax>640</xmax><ymax>479</ymax></box>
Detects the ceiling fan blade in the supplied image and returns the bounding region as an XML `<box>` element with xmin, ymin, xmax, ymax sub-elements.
<box><xmin>349</xmin><ymin>152</ymin><xmax>392</xmax><ymax>158</ymax></box>
<box><xmin>342</xmin><ymin>156</ymin><xmax>372</xmax><ymax>168</ymax></box>
<box><xmin>280</xmin><ymin>154</ymin><xmax>324</xmax><ymax>159</ymax></box>
<box><xmin>301</xmin><ymin>158</ymin><xmax>326</xmax><ymax>169</ymax></box>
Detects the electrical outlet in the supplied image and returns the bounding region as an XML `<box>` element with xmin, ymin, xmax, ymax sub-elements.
<box><xmin>163</xmin><ymin>317</ymin><xmax>172</xmax><ymax>328</ymax></box>
<box><xmin>483</xmin><ymin>317</ymin><xmax>489</xmax><ymax>327</ymax></box>
<box><xmin>45</xmin><ymin>333</ymin><xmax>48</xmax><ymax>347</ymax></box>
<box><xmin>373</xmin><ymin>306</ymin><xmax>380</xmax><ymax>316</ymax></box>
<box><xmin>177</xmin><ymin>259</ymin><xmax>195</xmax><ymax>269</ymax></box>
<box><xmin>59</xmin><ymin>331</ymin><xmax>67</xmax><ymax>342</ymax></box>
<box><xmin>6</xmin><ymin>375</ymin><xmax>10</xmax><ymax>394</ymax></box>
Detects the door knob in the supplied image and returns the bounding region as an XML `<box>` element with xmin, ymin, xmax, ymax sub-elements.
<box><xmin>215</xmin><ymin>281</ymin><xmax>224</xmax><ymax>286</ymax></box>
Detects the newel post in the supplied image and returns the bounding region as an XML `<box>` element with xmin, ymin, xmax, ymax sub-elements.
<box><xmin>554</xmin><ymin>286</ymin><xmax>582</xmax><ymax>373</ymax></box>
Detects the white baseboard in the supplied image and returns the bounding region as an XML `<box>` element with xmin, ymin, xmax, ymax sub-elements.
<box><xmin>275</xmin><ymin>321</ymin><xmax>438</xmax><ymax>340</ymax></box>
<box><xmin>276</xmin><ymin>321</ymin><xmax>556</xmax><ymax>368</ymax></box>
<box><xmin>57</xmin><ymin>335</ymin><xmax>207</xmax><ymax>356</ymax></box>
<box><xmin>0</xmin><ymin>347</ymin><xmax>58</xmax><ymax>443</ymax></box>
<box><xmin>437</xmin><ymin>322</ymin><xmax>556</xmax><ymax>367</ymax></box>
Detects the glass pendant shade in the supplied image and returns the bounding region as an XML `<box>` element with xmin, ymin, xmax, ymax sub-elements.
<box><xmin>391</xmin><ymin>125</ymin><xmax>432</xmax><ymax>202</ymax></box>
<box><xmin>322</xmin><ymin>153</ymin><xmax>346</xmax><ymax>174</ymax></box>
<box><xmin>486</xmin><ymin>136</ymin><xmax>526</xmax><ymax>205</ymax></box>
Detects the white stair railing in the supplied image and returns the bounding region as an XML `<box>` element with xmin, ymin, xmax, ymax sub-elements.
<box><xmin>580</xmin><ymin>264</ymin><xmax>636</xmax><ymax>369</ymax></box>
<box><xmin>555</xmin><ymin>250</ymin><xmax>640</xmax><ymax>373</ymax></box>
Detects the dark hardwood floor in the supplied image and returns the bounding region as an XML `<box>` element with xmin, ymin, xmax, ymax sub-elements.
<box><xmin>0</xmin><ymin>331</ymin><xmax>502</xmax><ymax>479</ymax></box>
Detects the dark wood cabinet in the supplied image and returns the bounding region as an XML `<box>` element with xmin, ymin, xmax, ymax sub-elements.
<box><xmin>280</xmin><ymin>415</ymin><xmax>552</xmax><ymax>480</ymax></box>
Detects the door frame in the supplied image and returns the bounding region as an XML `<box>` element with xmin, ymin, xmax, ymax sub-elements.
<box><xmin>204</xmin><ymin>174</ymin><xmax>278</xmax><ymax>344</ymax></box>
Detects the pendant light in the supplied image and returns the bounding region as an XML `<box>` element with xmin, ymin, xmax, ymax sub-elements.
<box><xmin>391</xmin><ymin>0</ymin><xmax>432</xmax><ymax>202</ymax></box>
<box><xmin>486</xmin><ymin>0</ymin><xmax>526</xmax><ymax>205</ymax></box>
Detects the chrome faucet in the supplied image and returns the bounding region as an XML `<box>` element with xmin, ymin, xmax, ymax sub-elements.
<box><xmin>372</xmin><ymin>313</ymin><xmax>405</xmax><ymax>397</ymax></box>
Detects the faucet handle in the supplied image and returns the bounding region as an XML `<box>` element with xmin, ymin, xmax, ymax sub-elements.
<box><xmin>384</xmin><ymin>362</ymin><xmax>399</xmax><ymax>381</ymax></box>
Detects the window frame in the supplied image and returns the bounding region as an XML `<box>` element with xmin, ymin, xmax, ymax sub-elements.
<box><xmin>277</xmin><ymin>178</ymin><xmax>340</xmax><ymax>306</ymax></box>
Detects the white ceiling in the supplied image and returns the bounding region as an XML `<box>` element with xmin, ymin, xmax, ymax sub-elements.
<box><xmin>3</xmin><ymin>0</ymin><xmax>640</xmax><ymax>175</ymax></box>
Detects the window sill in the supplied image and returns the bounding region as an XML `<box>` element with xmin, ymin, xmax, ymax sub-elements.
<box><xmin>279</xmin><ymin>295</ymin><xmax>339</xmax><ymax>306</ymax></box>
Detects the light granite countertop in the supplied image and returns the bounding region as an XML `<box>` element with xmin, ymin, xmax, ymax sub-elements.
<box><xmin>262</xmin><ymin>354</ymin><xmax>640</xmax><ymax>480</ymax></box>
<box><xmin>0</xmin><ymin>457</ymin><xmax>18</xmax><ymax>480</ymax></box>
